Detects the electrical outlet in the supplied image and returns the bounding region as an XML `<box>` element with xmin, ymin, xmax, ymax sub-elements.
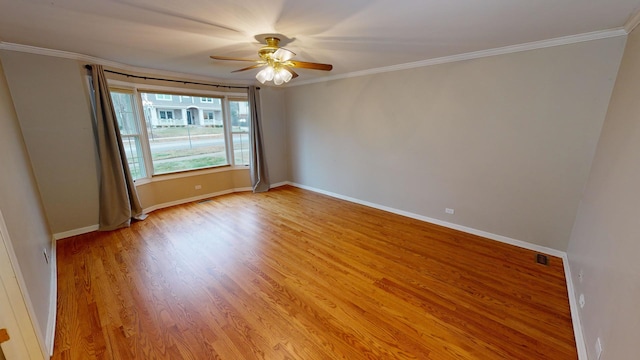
<box><xmin>445</xmin><ymin>208</ymin><xmax>455</xmax><ymax>214</ymax></box>
<box><xmin>579</xmin><ymin>294</ymin><xmax>585</xmax><ymax>309</ymax></box>
<box><xmin>195</xmin><ymin>184</ymin><xmax>202</xmax><ymax>190</ymax></box>
<box><xmin>43</xmin><ymin>248</ymin><xmax>49</xmax><ymax>264</ymax></box>
<box><xmin>595</xmin><ymin>337</ymin><xmax>603</xmax><ymax>359</ymax></box>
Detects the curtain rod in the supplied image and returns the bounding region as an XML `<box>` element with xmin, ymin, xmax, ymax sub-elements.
<box><xmin>84</xmin><ymin>65</ymin><xmax>256</xmax><ymax>90</ymax></box>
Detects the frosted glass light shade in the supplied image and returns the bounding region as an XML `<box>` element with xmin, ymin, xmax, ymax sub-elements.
<box><xmin>273</xmin><ymin>72</ymin><xmax>284</xmax><ymax>85</ymax></box>
<box><xmin>279</xmin><ymin>68</ymin><xmax>293</xmax><ymax>83</ymax></box>
<box><xmin>256</xmin><ymin>65</ymin><xmax>293</xmax><ymax>85</ymax></box>
<box><xmin>256</xmin><ymin>66</ymin><xmax>275</xmax><ymax>84</ymax></box>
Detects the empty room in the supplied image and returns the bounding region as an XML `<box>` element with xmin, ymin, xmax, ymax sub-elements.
<box><xmin>0</xmin><ymin>1</ymin><xmax>639</xmax><ymax>359</ymax></box>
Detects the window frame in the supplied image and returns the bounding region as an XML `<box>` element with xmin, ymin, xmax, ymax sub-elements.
<box><xmin>229</xmin><ymin>98</ymin><xmax>250</xmax><ymax>166</ymax></box>
<box><xmin>108</xmin><ymin>80</ymin><xmax>249</xmax><ymax>184</ymax></box>
<box><xmin>110</xmin><ymin>88</ymin><xmax>148</xmax><ymax>179</ymax></box>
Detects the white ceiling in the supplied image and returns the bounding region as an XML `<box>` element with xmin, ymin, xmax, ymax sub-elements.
<box><xmin>1</xmin><ymin>0</ymin><xmax>639</xmax><ymax>84</ymax></box>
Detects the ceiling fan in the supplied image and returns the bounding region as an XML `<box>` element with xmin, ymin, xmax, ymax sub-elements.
<box><xmin>210</xmin><ymin>36</ymin><xmax>333</xmax><ymax>85</ymax></box>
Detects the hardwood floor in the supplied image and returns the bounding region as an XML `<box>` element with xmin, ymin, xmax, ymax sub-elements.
<box><xmin>53</xmin><ymin>185</ymin><xmax>577</xmax><ymax>359</ymax></box>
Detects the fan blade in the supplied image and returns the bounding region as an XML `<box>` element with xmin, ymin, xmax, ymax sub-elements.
<box><xmin>274</xmin><ymin>48</ymin><xmax>296</xmax><ymax>61</ymax></box>
<box><xmin>288</xmin><ymin>60</ymin><xmax>333</xmax><ymax>71</ymax></box>
<box><xmin>286</xmin><ymin>68</ymin><xmax>299</xmax><ymax>79</ymax></box>
<box><xmin>232</xmin><ymin>64</ymin><xmax>266</xmax><ymax>73</ymax></box>
<box><xmin>210</xmin><ymin>55</ymin><xmax>261</xmax><ymax>62</ymax></box>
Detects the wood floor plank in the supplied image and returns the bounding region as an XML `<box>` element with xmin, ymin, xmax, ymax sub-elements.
<box><xmin>53</xmin><ymin>185</ymin><xmax>577</xmax><ymax>359</ymax></box>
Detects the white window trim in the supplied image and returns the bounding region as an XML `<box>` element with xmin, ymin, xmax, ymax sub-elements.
<box><xmin>229</xmin><ymin>98</ymin><xmax>251</xmax><ymax>166</ymax></box>
<box><xmin>132</xmin><ymin>88</ymin><xmax>154</xmax><ymax>179</ymax></box>
<box><xmin>155</xmin><ymin>94</ymin><xmax>172</xmax><ymax>101</ymax></box>
<box><xmin>108</xmin><ymin>80</ymin><xmax>248</xmax><ymax>184</ymax></box>
<box><xmin>222</xmin><ymin>96</ymin><xmax>233</xmax><ymax>165</ymax></box>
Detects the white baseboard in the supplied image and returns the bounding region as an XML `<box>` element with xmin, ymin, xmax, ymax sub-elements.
<box><xmin>141</xmin><ymin>183</ymin><xmax>293</xmax><ymax>214</ymax></box>
<box><xmin>53</xmin><ymin>188</ymin><xmax>258</xmax><ymax>241</ymax></box>
<box><xmin>47</xmin><ymin>236</ymin><xmax>57</xmax><ymax>355</ymax></box>
<box><xmin>286</xmin><ymin>181</ymin><xmax>587</xmax><ymax>359</ymax></box>
<box><xmin>562</xmin><ymin>254</ymin><xmax>588</xmax><ymax>360</ymax></box>
<box><xmin>287</xmin><ymin>182</ymin><xmax>564</xmax><ymax>257</ymax></box>
<box><xmin>142</xmin><ymin>187</ymin><xmax>252</xmax><ymax>214</ymax></box>
<box><xmin>54</xmin><ymin>183</ymin><xmax>291</xmax><ymax>241</ymax></box>
<box><xmin>270</xmin><ymin>181</ymin><xmax>289</xmax><ymax>189</ymax></box>
<box><xmin>53</xmin><ymin>224</ymin><xmax>99</xmax><ymax>241</ymax></box>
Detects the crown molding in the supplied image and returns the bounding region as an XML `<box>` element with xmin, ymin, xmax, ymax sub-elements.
<box><xmin>0</xmin><ymin>42</ymin><xmax>256</xmax><ymax>86</ymax></box>
<box><xmin>289</xmin><ymin>28</ymin><xmax>627</xmax><ymax>87</ymax></box>
<box><xmin>1</xmin><ymin>27</ymin><xmax>627</xmax><ymax>89</ymax></box>
<box><xmin>624</xmin><ymin>9</ymin><xmax>640</xmax><ymax>33</ymax></box>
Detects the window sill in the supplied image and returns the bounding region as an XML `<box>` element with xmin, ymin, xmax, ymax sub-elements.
<box><xmin>134</xmin><ymin>165</ymin><xmax>249</xmax><ymax>186</ymax></box>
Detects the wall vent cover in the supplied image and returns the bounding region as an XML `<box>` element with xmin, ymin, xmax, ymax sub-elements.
<box><xmin>536</xmin><ymin>254</ymin><xmax>549</xmax><ymax>266</ymax></box>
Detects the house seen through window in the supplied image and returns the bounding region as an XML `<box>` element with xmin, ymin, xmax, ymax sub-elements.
<box><xmin>110</xmin><ymin>89</ymin><xmax>250</xmax><ymax>180</ymax></box>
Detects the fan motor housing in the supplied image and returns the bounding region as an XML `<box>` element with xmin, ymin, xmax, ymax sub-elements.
<box><xmin>258</xmin><ymin>37</ymin><xmax>281</xmax><ymax>59</ymax></box>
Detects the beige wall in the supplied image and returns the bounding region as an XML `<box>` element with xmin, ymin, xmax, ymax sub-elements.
<box><xmin>567</xmin><ymin>27</ymin><xmax>640</xmax><ymax>359</ymax></box>
<box><xmin>0</xmin><ymin>57</ymin><xmax>53</xmax><ymax>354</ymax></box>
<box><xmin>0</xmin><ymin>51</ymin><xmax>100</xmax><ymax>234</ymax></box>
<box><xmin>285</xmin><ymin>37</ymin><xmax>626</xmax><ymax>251</ymax></box>
<box><xmin>260</xmin><ymin>87</ymin><xmax>290</xmax><ymax>184</ymax></box>
<box><xmin>136</xmin><ymin>168</ymin><xmax>251</xmax><ymax>209</ymax></box>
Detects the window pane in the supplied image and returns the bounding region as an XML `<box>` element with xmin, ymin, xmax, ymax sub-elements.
<box><xmin>230</xmin><ymin>100</ymin><xmax>250</xmax><ymax>166</ymax></box>
<box><xmin>111</xmin><ymin>92</ymin><xmax>138</xmax><ymax>135</ymax></box>
<box><xmin>110</xmin><ymin>91</ymin><xmax>146</xmax><ymax>179</ymax></box>
<box><xmin>141</xmin><ymin>92</ymin><xmax>228</xmax><ymax>175</ymax></box>
<box><xmin>232</xmin><ymin>133</ymin><xmax>250</xmax><ymax>166</ymax></box>
<box><xmin>121</xmin><ymin>135</ymin><xmax>145</xmax><ymax>180</ymax></box>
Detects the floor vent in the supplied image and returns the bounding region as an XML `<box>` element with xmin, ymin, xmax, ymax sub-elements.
<box><xmin>197</xmin><ymin>199</ymin><xmax>212</xmax><ymax>204</ymax></box>
<box><xmin>535</xmin><ymin>254</ymin><xmax>549</xmax><ymax>266</ymax></box>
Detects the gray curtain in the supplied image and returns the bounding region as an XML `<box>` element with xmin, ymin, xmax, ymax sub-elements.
<box><xmin>90</xmin><ymin>65</ymin><xmax>144</xmax><ymax>230</ymax></box>
<box><xmin>248</xmin><ymin>86</ymin><xmax>270</xmax><ymax>193</ymax></box>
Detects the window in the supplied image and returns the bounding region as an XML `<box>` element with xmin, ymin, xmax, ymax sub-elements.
<box><xmin>110</xmin><ymin>91</ymin><xmax>146</xmax><ymax>179</ymax></box>
<box><xmin>110</xmin><ymin>88</ymin><xmax>248</xmax><ymax>178</ymax></box>
<box><xmin>230</xmin><ymin>100</ymin><xmax>250</xmax><ymax>166</ymax></box>
<box><xmin>142</xmin><ymin>92</ymin><xmax>227</xmax><ymax>175</ymax></box>
<box><xmin>158</xmin><ymin>109</ymin><xmax>174</xmax><ymax>120</ymax></box>
<box><xmin>200</xmin><ymin>97</ymin><xmax>214</xmax><ymax>103</ymax></box>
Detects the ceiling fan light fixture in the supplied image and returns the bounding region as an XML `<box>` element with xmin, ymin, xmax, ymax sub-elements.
<box><xmin>273</xmin><ymin>48</ymin><xmax>295</xmax><ymax>62</ymax></box>
<box><xmin>213</xmin><ymin>35</ymin><xmax>332</xmax><ymax>84</ymax></box>
<box><xmin>278</xmin><ymin>67</ymin><xmax>293</xmax><ymax>83</ymax></box>
<box><xmin>273</xmin><ymin>72</ymin><xmax>285</xmax><ymax>85</ymax></box>
<box><xmin>256</xmin><ymin>66</ymin><xmax>275</xmax><ymax>84</ymax></box>
<box><xmin>256</xmin><ymin>65</ymin><xmax>293</xmax><ymax>85</ymax></box>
